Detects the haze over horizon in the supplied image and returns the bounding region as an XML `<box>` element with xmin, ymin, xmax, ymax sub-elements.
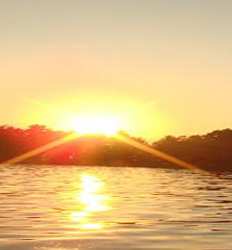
<box><xmin>1</xmin><ymin>0</ymin><xmax>232</xmax><ymax>140</ymax></box>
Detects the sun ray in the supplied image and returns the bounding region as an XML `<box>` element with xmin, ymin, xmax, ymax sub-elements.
<box><xmin>1</xmin><ymin>127</ymin><xmax>209</xmax><ymax>175</ymax></box>
<box><xmin>115</xmin><ymin>134</ymin><xmax>209</xmax><ymax>174</ymax></box>
<box><xmin>2</xmin><ymin>133</ymin><xmax>78</xmax><ymax>165</ymax></box>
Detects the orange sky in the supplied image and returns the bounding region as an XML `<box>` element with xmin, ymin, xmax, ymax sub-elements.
<box><xmin>0</xmin><ymin>1</ymin><xmax>232</xmax><ymax>140</ymax></box>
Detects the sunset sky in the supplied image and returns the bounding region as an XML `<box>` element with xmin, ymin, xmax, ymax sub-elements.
<box><xmin>0</xmin><ymin>0</ymin><xmax>231</xmax><ymax>140</ymax></box>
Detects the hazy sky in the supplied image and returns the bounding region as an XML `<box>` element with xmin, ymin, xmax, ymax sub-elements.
<box><xmin>0</xmin><ymin>0</ymin><xmax>232</xmax><ymax>140</ymax></box>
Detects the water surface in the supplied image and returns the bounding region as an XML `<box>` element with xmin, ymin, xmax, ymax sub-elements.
<box><xmin>0</xmin><ymin>165</ymin><xmax>232</xmax><ymax>250</ymax></box>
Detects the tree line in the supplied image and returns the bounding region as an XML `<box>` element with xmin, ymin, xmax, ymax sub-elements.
<box><xmin>0</xmin><ymin>125</ymin><xmax>231</xmax><ymax>171</ymax></box>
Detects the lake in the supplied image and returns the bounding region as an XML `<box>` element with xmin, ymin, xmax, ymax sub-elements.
<box><xmin>0</xmin><ymin>165</ymin><xmax>231</xmax><ymax>250</ymax></box>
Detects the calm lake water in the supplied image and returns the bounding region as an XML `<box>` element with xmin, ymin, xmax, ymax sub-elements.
<box><xmin>0</xmin><ymin>165</ymin><xmax>232</xmax><ymax>250</ymax></box>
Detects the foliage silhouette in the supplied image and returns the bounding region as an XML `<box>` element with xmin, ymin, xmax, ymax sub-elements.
<box><xmin>0</xmin><ymin>125</ymin><xmax>231</xmax><ymax>171</ymax></box>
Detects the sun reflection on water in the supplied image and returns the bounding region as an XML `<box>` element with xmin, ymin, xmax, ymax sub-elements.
<box><xmin>70</xmin><ymin>174</ymin><xmax>111</xmax><ymax>230</ymax></box>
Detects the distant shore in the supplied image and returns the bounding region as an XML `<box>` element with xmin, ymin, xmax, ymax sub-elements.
<box><xmin>0</xmin><ymin>125</ymin><xmax>231</xmax><ymax>172</ymax></box>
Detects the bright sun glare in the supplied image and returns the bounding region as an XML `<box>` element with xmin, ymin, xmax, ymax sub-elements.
<box><xmin>70</xmin><ymin>115</ymin><xmax>121</xmax><ymax>136</ymax></box>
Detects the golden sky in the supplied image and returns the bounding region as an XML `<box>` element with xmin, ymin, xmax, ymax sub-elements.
<box><xmin>0</xmin><ymin>0</ymin><xmax>232</xmax><ymax>140</ymax></box>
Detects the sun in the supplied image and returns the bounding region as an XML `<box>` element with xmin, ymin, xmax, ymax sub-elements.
<box><xmin>70</xmin><ymin>115</ymin><xmax>121</xmax><ymax>136</ymax></box>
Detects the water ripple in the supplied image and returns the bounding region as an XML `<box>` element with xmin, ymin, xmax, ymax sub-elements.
<box><xmin>0</xmin><ymin>165</ymin><xmax>232</xmax><ymax>250</ymax></box>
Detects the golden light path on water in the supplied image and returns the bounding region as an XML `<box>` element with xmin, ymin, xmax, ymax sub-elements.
<box><xmin>2</xmin><ymin>131</ymin><xmax>208</xmax><ymax>174</ymax></box>
<box><xmin>69</xmin><ymin>174</ymin><xmax>111</xmax><ymax>230</ymax></box>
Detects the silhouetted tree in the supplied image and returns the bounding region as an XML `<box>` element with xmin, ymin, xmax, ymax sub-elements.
<box><xmin>0</xmin><ymin>125</ymin><xmax>231</xmax><ymax>171</ymax></box>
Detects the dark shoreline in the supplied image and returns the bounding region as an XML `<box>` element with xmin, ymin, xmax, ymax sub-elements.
<box><xmin>0</xmin><ymin>125</ymin><xmax>232</xmax><ymax>172</ymax></box>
